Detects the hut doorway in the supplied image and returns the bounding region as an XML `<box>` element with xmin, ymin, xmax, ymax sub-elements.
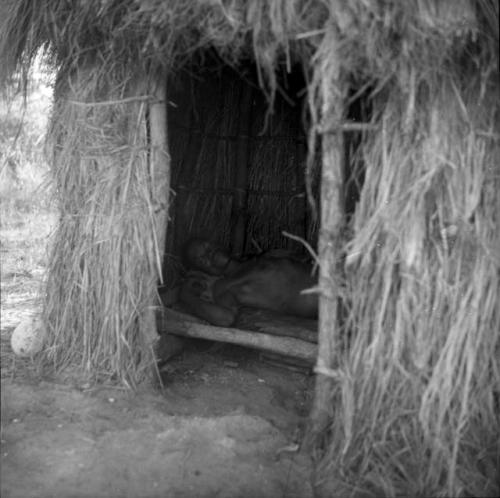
<box><xmin>157</xmin><ymin>57</ymin><xmax>324</xmax><ymax>368</ymax></box>
<box><xmin>156</xmin><ymin>55</ymin><xmax>369</xmax><ymax>370</ymax></box>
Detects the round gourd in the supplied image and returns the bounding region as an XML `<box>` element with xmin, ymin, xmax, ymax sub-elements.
<box><xmin>10</xmin><ymin>316</ymin><xmax>46</xmax><ymax>357</ymax></box>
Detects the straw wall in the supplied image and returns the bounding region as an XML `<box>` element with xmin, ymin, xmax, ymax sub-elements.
<box><xmin>166</xmin><ymin>62</ymin><xmax>316</xmax><ymax>264</ymax></box>
<box><xmin>312</xmin><ymin>56</ymin><xmax>500</xmax><ymax>498</ymax></box>
<box><xmin>42</xmin><ymin>65</ymin><xmax>165</xmax><ymax>386</ymax></box>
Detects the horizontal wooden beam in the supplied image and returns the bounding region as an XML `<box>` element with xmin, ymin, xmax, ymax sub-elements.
<box><xmin>159</xmin><ymin>309</ymin><xmax>317</xmax><ymax>363</ymax></box>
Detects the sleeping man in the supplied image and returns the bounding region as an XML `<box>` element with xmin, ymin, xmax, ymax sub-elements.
<box><xmin>179</xmin><ymin>238</ymin><xmax>318</xmax><ymax>327</ymax></box>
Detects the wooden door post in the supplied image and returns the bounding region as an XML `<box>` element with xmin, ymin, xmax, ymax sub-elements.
<box><xmin>308</xmin><ymin>45</ymin><xmax>346</xmax><ymax>443</ymax></box>
<box><xmin>143</xmin><ymin>73</ymin><xmax>170</xmax><ymax>354</ymax></box>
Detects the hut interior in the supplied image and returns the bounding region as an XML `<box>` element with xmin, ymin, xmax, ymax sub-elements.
<box><xmin>165</xmin><ymin>55</ymin><xmax>315</xmax><ymax>259</ymax></box>
<box><xmin>157</xmin><ymin>55</ymin><xmax>318</xmax><ymax>364</ymax></box>
<box><xmin>155</xmin><ymin>53</ymin><xmax>366</xmax><ymax>365</ymax></box>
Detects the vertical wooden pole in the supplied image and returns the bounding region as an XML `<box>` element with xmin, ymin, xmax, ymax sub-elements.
<box><xmin>149</xmin><ymin>75</ymin><xmax>170</xmax><ymax>271</ymax></box>
<box><xmin>143</xmin><ymin>73</ymin><xmax>170</xmax><ymax>360</ymax></box>
<box><xmin>308</xmin><ymin>53</ymin><xmax>346</xmax><ymax>441</ymax></box>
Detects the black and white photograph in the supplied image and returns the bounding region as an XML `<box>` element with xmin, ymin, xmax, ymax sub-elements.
<box><xmin>1</xmin><ymin>1</ymin><xmax>498</xmax><ymax>497</ymax></box>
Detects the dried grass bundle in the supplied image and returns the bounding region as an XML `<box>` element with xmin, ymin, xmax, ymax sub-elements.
<box><xmin>42</xmin><ymin>63</ymin><xmax>162</xmax><ymax>386</ymax></box>
<box><xmin>313</xmin><ymin>53</ymin><xmax>500</xmax><ymax>498</ymax></box>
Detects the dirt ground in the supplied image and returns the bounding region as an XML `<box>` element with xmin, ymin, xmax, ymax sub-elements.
<box><xmin>0</xmin><ymin>213</ymin><xmax>315</xmax><ymax>498</ymax></box>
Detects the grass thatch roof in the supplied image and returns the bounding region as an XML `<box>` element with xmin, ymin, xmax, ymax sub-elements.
<box><xmin>1</xmin><ymin>1</ymin><xmax>499</xmax><ymax>498</ymax></box>
<box><xmin>2</xmin><ymin>0</ymin><xmax>497</xmax><ymax>102</ymax></box>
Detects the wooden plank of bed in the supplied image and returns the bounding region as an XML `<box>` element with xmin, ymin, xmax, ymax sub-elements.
<box><xmin>158</xmin><ymin>308</ymin><xmax>317</xmax><ymax>363</ymax></box>
<box><xmin>240</xmin><ymin>317</ymin><xmax>317</xmax><ymax>343</ymax></box>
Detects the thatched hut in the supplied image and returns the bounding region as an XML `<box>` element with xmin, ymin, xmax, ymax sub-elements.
<box><xmin>2</xmin><ymin>0</ymin><xmax>499</xmax><ymax>496</ymax></box>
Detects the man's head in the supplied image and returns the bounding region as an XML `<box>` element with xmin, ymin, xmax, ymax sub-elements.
<box><xmin>183</xmin><ymin>238</ymin><xmax>230</xmax><ymax>275</ymax></box>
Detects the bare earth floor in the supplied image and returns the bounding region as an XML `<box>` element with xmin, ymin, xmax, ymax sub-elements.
<box><xmin>1</xmin><ymin>346</ymin><xmax>314</xmax><ymax>498</ymax></box>
<box><xmin>0</xmin><ymin>213</ymin><xmax>314</xmax><ymax>498</ymax></box>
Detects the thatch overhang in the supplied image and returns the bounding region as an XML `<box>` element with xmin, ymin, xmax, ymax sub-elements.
<box><xmin>1</xmin><ymin>1</ymin><xmax>499</xmax><ymax>497</ymax></box>
<box><xmin>2</xmin><ymin>1</ymin><xmax>496</xmax><ymax>99</ymax></box>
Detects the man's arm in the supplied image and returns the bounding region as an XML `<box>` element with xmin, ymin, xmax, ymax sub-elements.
<box><xmin>179</xmin><ymin>277</ymin><xmax>238</xmax><ymax>327</ymax></box>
